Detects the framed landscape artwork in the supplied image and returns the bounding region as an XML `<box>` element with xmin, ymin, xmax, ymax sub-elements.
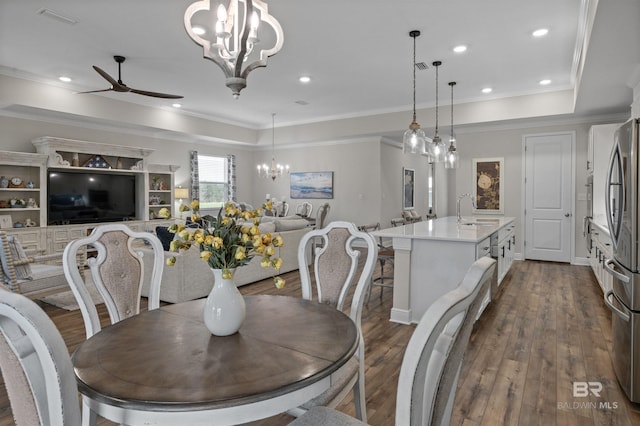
<box><xmin>403</xmin><ymin>167</ymin><xmax>415</xmax><ymax>210</ymax></box>
<box><xmin>290</xmin><ymin>172</ymin><xmax>334</xmax><ymax>199</ymax></box>
<box><xmin>472</xmin><ymin>157</ymin><xmax>504</xmax><ymax>214</ymax></box>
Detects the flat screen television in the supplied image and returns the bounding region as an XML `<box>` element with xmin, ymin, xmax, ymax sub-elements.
<box><xmin>47</xmin><ymin>170</ymin><xmax>138</xmax><ymax>225</ymax></box>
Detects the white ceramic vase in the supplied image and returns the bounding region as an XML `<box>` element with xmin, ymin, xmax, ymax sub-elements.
<box><xmin>204</xmin><ymin>268</ymin><xmax>246</xmax><ymax>336</ymax></box>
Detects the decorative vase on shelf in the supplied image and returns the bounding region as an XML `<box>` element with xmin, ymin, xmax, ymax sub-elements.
<box><xmin>204</xmin><ymin>268</ymin><xmax>246</xmax><ymax>336</ymax></box>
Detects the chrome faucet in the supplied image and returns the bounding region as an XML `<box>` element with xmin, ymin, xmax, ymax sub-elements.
<box><xmin>457</xmin><ymin>193</ymin><xmax>476</xmax><ymax>223</ymax></box>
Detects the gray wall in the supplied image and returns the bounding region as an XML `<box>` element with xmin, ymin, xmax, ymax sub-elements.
<box><xmin>1</xmin><ymin>112</ymin><xmax>625</xmax><ymax>262</ymax></box>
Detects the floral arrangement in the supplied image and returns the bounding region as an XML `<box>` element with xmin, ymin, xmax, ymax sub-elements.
<box><xmin>167</xmin><ymin>200</ymin><xmax>285</xmax><ymax>288</ymax></box>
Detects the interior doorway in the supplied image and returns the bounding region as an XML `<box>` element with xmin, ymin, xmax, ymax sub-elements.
<box><xmin>523</xmin><ymin>131</ymin><xmax>575</xmax><ymax>262</ymax></box>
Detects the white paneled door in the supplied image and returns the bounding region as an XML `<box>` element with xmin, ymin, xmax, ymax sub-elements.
<box><xmin>524</xmin><ymin>132</ymin><xmax>574</xmax><ymax>262</ymax></box>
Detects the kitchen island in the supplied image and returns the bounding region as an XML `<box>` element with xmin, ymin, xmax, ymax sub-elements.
<box><xmin>372</xmin><ymin>216</ymin><xmax>516</xmax><ymax>324</ymax></box>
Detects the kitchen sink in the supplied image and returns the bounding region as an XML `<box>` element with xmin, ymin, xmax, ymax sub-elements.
<box><xmin>459</xmin><ymin>218</ymin><xmax>500</xmax><ymax>226</ymax></box>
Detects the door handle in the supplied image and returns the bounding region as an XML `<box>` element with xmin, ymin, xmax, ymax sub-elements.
<box><xmin>604</xmin><ymin>259</ymin><xmax>630</xmax><ymax>283</ymax></box>
<box><xmin>604</xmin><ymin>290</ymin><xmax>630</xmax><ymax>322</ymax></box>
<box><xmin>564</xmin><ymin>213</ymin><xmax>572</xmax><ymax>217</ymax></box>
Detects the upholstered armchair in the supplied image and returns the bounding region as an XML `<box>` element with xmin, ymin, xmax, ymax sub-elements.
<box><xmin>0</xmin><ymin>231</ymin><xmax>68</xmax><ymax>300</ymax></box>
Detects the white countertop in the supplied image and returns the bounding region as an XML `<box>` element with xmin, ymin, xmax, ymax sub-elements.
<box><xmin>591</xmin><ymin>215</ymin><xmax>610</xmax><ymax>236</ymax></box>
<box><xmin>372</xmin><ymin>216</ymin><xmax>516</xmax><ymax>243</ymax></box>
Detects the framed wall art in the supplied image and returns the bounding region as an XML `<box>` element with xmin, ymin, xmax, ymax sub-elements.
<box><xmin>290</xmin><ymin>171</ymin><xmax>334</xmax><ymax>199</ymax></box>
<box><xmin>472</xmin><ymin>157</ymin><xmax>504</xmax><ymax>214</ymax></box>
<box><xmin>403</xmin><ymin>167</ymin><xmax>415</xmax><ymax>210</ymax></box>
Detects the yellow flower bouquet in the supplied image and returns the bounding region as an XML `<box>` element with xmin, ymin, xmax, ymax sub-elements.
<box><xmin>167</xmin><ymin>200</ymin><xmax>285</xmax><ymax>288</ymax></box>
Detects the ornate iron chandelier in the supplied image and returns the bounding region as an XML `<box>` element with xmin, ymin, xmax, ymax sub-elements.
<box><xmin>184</xmin><ymin>0</ymin><xmax>284</xmax><ymax>98</ymax></box>
<box><xmin>257</xmin><ymin>113</ymin><xmax>289</xmax><ymax>181</ymax></box>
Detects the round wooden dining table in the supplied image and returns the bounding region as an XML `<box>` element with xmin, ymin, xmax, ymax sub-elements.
<box><xmin>72</xmin><ymin>294</ymin><xmax>358</xmax><ymax>425</ymax></box>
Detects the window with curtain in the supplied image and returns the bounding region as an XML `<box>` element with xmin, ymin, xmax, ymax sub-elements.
<box><xmin>197</xmin><ymin>154</ymin><xmax>229</xmax><ymax>209</ymax></box>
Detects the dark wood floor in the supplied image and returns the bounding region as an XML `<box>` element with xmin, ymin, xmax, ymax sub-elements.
<box><xmin>2</xmin><ymin>260</ymin><xmax>640</xmax><ymax>425</ymax></box>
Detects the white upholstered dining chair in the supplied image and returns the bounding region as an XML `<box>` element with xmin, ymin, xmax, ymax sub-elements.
<box><xmin>62</xmin><ymin>223</ymin><xmax>165</xmax><ymax>339</ymax></box>
<box><xmin>314</xmin><ymin>203</ymin><xmax>330</xmax><ymax>229</ymax></box>
<box><xmin>0</xmin><ymin>286</ymin><xmax>82</xmax><ymax>425</ymax></box>
<box><xmin>295</xmin><ymin>201</ymin><xmax>313</xmax><ymax>218</ymax></box>
<box><xmin>289</xmin><ymin>256</ymin><xmax>497</xmax><ymax>426</ymax></box>
<box><xmin>290</xmin><ymin>221</ymin><xmax>378</xmax><ymax>422</ymax></box>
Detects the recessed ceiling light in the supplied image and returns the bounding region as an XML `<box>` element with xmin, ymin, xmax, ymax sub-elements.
<box><xmin>482</xmin><ymin>87</ymin><xmax>492</xmax><ymax>94</ymax></box>
<box><xmin>453</xmin><ymin>45</ymin><xmax>467</xmax><ymax>53</ymax></box>
<box><xmin>59</xmin><ymin>76</ymin><xmax>72</xmax><ymax>82</ymax></box>
<box><xmin>172</xmin><ymin>103</ymin><xmax>182</xmax><ymax>108</ymax></box>
<box><xmin>299</xmin><ymin>76</ymin><xmax>311</xmax><ymax>83</ymax></box>
<box><xmin>532</xmin><ymin>28</ymin><xmax>549</xmax><ymax>37</ymax></box>
<box><xmin>539</xmin><ymin>79</ymin><xmax>551</xmax><ymax>85</ymax></box>
<box><xmin>192</xmin><ymin>26</ymin><xmax>206</xmax><ymax>35</ymax></box>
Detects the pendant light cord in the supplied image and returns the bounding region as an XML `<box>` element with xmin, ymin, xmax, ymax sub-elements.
<box><xmin>271</xmin><ymin>112</ymin><xmax>276</xmax><ymax>160</ymax></box>
<box><xmin>412</xmin><ymin>35</ymin><xmax>417</xmax><ymax>122</ymax></box>
<box><xmin>450</xmin><ymin>82</ymin><xmax>454</xmax><ymax>137</ymax></box>
<box><xmin>434</xmin><ymin>63</ymin><xmax>439</xmax><ymax>134</ymax></box>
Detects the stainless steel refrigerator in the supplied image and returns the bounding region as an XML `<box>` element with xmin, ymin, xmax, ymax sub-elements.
<box><xmin>603</xmin><ymin>118</ymin><xmax>640</xmax><ymax>402</ymax></box>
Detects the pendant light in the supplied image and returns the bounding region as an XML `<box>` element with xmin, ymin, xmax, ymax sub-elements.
<box><xmin>403</xmin><ymin>30</ymin><xmax>426</xmax><ymax>155</ymax></box>
<box><xmin>428</xmin><ymin>61</ymin><xmax>446</xmax><ymax>162</ymax></box>
<box><xmin>445</xmin><ymin>81</ymin><xmax>459</xmax><ymax>169</ymax></box>
<box><xmin>257</xmin><ymin>113</ymin><xmax>289</xmax><ymax>180</ymax></box>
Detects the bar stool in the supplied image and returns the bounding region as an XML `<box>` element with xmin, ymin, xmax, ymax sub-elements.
<box><xmin>358</xmin><ymin>223</ymin><xmax>394</xmax><ymax>303</ymax></box>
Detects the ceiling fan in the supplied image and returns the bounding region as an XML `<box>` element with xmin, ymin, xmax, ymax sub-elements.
<box><xmin>77</xmin><ymin>55</ymin><xmax>183</xmax><ymax>99</ymax></box>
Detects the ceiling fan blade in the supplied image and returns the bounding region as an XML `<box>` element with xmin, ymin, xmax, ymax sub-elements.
<box><xmin>92</xmin><ymin>66</ymin><xmax>128</xmax><ymax>92</ymax></box>
<box><xmin>129</xmin><ymin>88</ymin><xmax>183</xmax><ymax>99</ymax></box>
<box><xmin>75</xmin><ymin>88</ymin><xmax>114</xmax><ymax>95</ymax></box>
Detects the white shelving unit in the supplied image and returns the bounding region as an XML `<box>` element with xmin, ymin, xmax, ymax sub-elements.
<box><xmin>0</xmin><ymin>137</ymin><xmax>180</xmax><ymax>255</ymax></box>
<box><xmin>0</xmin><ymin>151</ymin><xmax>49</xmax><ymax>251</ymax></box>
<box><xmin>148</xmin><ymin>164</ymin><xmax>180</xmax><ymax>221</ymax></box>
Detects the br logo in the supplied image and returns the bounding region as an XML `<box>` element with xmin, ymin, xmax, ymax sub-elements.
<box><xmin>573</xmin><ymin>382</ymin><xmax>603</xmax><ymax>397</ymax></box>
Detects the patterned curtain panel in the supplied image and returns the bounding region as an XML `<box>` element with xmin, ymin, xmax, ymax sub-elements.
<box><xmin>226</xmin><ymin>154</ymin><xmax>236</xmax><ymax>202</ymax></box>
<box><xmin>190</xmin><ymin>150</ymin><xmax>199</xmax><ymax>201</ymax></box>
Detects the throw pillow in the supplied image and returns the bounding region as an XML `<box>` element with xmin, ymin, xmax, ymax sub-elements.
<box><xmin>155</xmin><ymin>226</ymin><xmax>174</xmax><ymax>251</ymax></box>
<box><xmin>5</xmin><ymin>236</ymin><xmax>32</xmax><ymax>280</ymax></box>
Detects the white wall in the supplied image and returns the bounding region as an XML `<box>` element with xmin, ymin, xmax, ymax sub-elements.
<box><xmin>251</xmin><ymin>138</ymin><xmax>382</xmax><ymax>225</ymax></box>
<box><xmin>448</xmin><ymin>120</ymin><xmax>611</xmax><ymax>260</ymax></box>
<box><xmin>0</xmin><ymin>115</ymin><xmax>256</xmax><ymax>205</ymax></box>
<box><xmin>0</xmin><ymin>112</ymin><xmax>626</xmax><ymax>262</ymax></box>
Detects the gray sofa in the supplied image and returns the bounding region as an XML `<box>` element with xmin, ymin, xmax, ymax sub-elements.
<box><xmin>140</xmin><ymin>217</ymin><xmax>311</xmax><ymax>303</ymax></box>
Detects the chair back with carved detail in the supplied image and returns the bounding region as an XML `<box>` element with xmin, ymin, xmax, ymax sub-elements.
<box><xmin>395</xmin><ymin>256</ymin><xmax>496</xmax><ymax>426</ymax></box>
<box><xmin>292</xmin><ymin>221</ymin><xmax>378</xmax><ymax>421</ymax></box>
<box><xmin>296</xmin><ymin>201</ymin><xmax>313</xmax><ymax>218</ymax></box>
<box><xmin>290</xmin><ymin>256</ymin><xmax>496</xmax><ymax>426</ymax></box>
<box><xmin>0</xmin><ymin>287</ymin><xmax>82</xmax><ymax>425</ymax></box>
<box><xmin>314</xmin><ymin>203</ymin><xmax>330</xmax><ymax>230</ymax></box>
<box><xmin>62</xmin><ymin>223</ymin><xmax>165</xmax><ymax>339</ymax></box>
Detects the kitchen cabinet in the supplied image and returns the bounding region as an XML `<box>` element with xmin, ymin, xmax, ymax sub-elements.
<box><xmin>372</xmin><ymin>216</ymin><xmax>515</xmax><ymax>324</ymax></box>
<box><xmin>589</xmin><ymin>222</ymin><xmax>613</xmax><ymax>295</ymax></box>
<box><xmin>494</xmin><ymin>223</ymin><xmax>516</xmax><ymax>285</ymax></box>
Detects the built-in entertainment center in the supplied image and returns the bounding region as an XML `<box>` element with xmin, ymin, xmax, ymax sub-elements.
<box><xmin>0</xmin><ymin>137</ymin><xmax>178</xmax><ymax>254</ymax></box>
